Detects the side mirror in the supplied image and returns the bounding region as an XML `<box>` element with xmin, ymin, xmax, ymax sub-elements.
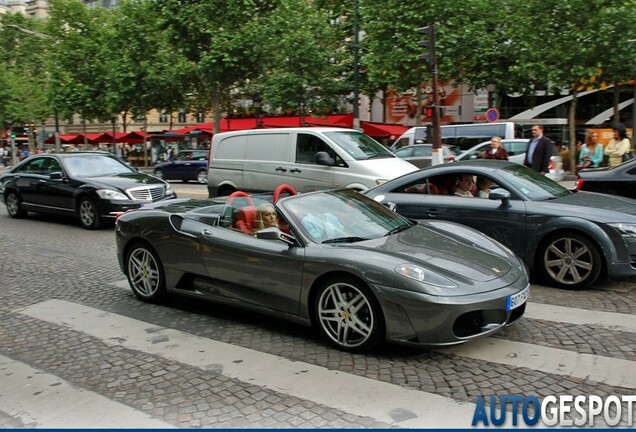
<box><xmin>49</xmin><ymin>171</ymin><xmax>64</xmax><ymax>180</ymax></box>
<box><xmin>256</xmin><ymin>227</ymin><xmax>296</xmax><ymax>245</ymax></box>
<box><xmin>314</xmin><ymin>151</ymin><xmax>335</xmax><ymax>166</ymax></box>
<box><xmin>385</xmin><ymin>201</ymin><xmax>397</xmax><ymax>212</ymax></box>
<box><xmin>489</xmin><ymin>188</ymin><xmax>511</xmax><ymax>206</ymax></box>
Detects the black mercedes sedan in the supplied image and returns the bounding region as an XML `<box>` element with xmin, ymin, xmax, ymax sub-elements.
<box><xmin>575</xmin><ymin>159</ymin><xmax>636</xmax><ymax>200</ymax></box>
<box><xmin>0</xmin><ymin>152</ymin><xmax>176</xmax><ymax>229</ymax></box>
<box><xmin>366</xmin><ymin>160</ymin><xmax>636</xmax><ymax>290</ymax></box>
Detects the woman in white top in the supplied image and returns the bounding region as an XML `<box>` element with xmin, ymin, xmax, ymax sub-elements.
<box><xmin>604</xmin><ymin>124</ymin><xmax>631</xmax><ymax>167</ymax></box>
<box><xmin>475</xmin><ymin>176</ymin><xmax>493</xmax><ymax>198</ymax></box>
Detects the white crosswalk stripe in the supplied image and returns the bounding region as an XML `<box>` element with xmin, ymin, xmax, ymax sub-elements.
<box><xmin>6</xmin><ymin>296</ymin><xmax>635</xmax><ymax>428</ymax></box>
<box><xmin>0</xmin><ymin>354</ymin><xmax>174</xmax><ymax>428</ymax></box>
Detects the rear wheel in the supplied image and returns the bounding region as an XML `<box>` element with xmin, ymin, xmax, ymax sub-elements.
<box><xmin>539</xmin><ymin>232</ymin><xmax>602</xmax><ymax>289</ymax></box>
<box><xmin>314</xmin><ymin>277</ymin><xmax>384</xmax><ymax>352</ymax></box>
<box><xmin>5</xmin><ymin>191</ymin><xmax>27</xmax><ymax>218</ymax></box>
<box><xmin>78</xmin><ymin>198</ymin><xmax>101</xmax><ymax>230</ymax></box>
<box><xmin>196</xmin><ymin>169</ymin><xmax>207</xmax><ymax>184</ymax></box>
<box><xmin>126</xmin><ymin>242</ymin><xmax>166</xmax><ymax>302</ymax></box>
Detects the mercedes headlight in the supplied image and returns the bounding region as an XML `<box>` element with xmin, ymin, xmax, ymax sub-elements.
<box><xmin>166</xmin><ymin>183</ymin><xmax>174</xmax><ymax>195</ymax></box>
<box><xmin>96</xmin><ymin>189</ymin><xmax>129</xmax><ymax>200</ymax></box>
<box><xmin>394</xmin><ymin>264</ymin><xmax>457</xmax><ymax>288</ymax></box>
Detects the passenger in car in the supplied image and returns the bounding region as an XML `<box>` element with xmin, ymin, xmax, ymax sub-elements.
<box><xmin>255</xmin><ymin>203</ymin><xmax>280</xmax><ymax>230</ymax></box>
<box><xmin>454</xmin><ymin>174</ymin><xmax>474</xmax><ymax>197</ymax></box>
<box><xmin>475</xmin><ymin>176</ymin><xmax>493</xmax><ymax>198</ymax></box>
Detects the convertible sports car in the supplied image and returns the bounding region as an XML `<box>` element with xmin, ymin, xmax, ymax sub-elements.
<box><xmin>366</xmin><ymin>160</ymin><xmax>636</xmax><ymax>290</ymax></box>
<box><xmin>115</xmin><ymin>185</ymin><xmax>529</xmax><ymax>352</ymax></box>
<box><xmin>575</xmin><ymin>158</ymin><xmax>636</xmax><ymax>200</ymax></box>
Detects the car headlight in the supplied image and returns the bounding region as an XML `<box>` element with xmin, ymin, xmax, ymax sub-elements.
<box><xmin>395</xmin><ymin>264</ymin><xmax>457</xmax><ymax>288</ymax></box>
<box><xmin>96</xmin><ymin>189</ymin><xmax>129</xmax><ymax>200</ymax></box>
<box><xmin>608</xmin><ymin>223</ymin><xmax>636</xmax><ymax>238</ymax></box>
<box><xmin>166</xmin><ymin>183</ymin><xmax>174</xmax><ymax>195</ymax></box>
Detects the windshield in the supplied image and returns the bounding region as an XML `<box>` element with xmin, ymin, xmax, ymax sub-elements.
<box><xmin>501</xmin><ymin>164</ymin><xmax>570</xmax><ymax>200</ymax></box>
<box><xmin>325</xmin><ymin>131</ymin><xmax>395</xmax><ymax>160</ymax></box>
<box><xmin>281</xmin><ymin>188</ymin><xmax>412</xmax><ymax>243</ymax></box>
<box><xmin>63</xmin><ymin>155</ymin><xmax>136</xmax><ymax>177</ymax></box>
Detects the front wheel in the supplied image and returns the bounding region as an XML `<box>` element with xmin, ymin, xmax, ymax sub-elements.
<box><xmin>539</xmin><ymin>232</ymin><xmax>602</xmax><ymax>289</ymax></box>
<box><xmin>5</xmin><ymin>191</ymin><xmax>27</xmax><ymax>218</ymax></box>
<box><xmin>78</xmin><ymin>198</ymin><xmax>101</xmax><ymax>230</ymax></box>
<box><xmin>314</xmin><ymin>277</ymin><xmax>384</xmax><ymax>352</ymax></box>
<box><xmin>126</xmin><ymin>243</ymin><xmax>167</xmax><ymax>302</ymax></box>
<box><xmin>196</xmin><ymin>169</ymin><xmax>207</xmax><ymax>184</ymax></box>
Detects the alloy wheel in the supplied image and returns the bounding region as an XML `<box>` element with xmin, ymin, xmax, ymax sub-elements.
<box><xmin>317</xmin><ymin>281</ymin><xmax>377</xmax><ymax>349</ymax></box>
<box><xmin>542</xmin><ymin>235</ymin><xmax>599</xmax><ymax>288</ymax></box>
<box><xmin>79</xmin><ymin>199</ymin><xmax>98</xmax><ymax>229</ymax></box>
<box><xmin>127</xmin><ymin>247</ymin><xmax>161</xmax><ymax>298</ymax></box>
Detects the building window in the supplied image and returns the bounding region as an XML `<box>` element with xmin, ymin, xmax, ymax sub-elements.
<box><xmin>178</xmin><ymin>111</ymin><xmax>187</xmax><ymax>123</ymax></box>
<box><xmin>159</xmin><ymin>110</ymin><xmax>168</xmax><ymax>123</ymax></box>
<box><xmin>196</xmin><ymin>112</ymin><xmax>205</xmax><ymax>123</ymax></box>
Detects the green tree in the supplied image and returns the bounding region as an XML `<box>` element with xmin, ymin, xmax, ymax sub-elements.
<box><xmin>46</xmin><ymin>0</ymin><xmax>111</xmax><ymax>137</ymax></box>
<box><xmin>254</xmin><ymin>0</ymin><xmax>348</xmax><ymax>118</ymax></box>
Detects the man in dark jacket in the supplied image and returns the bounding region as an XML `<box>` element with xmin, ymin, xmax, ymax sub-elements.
<box><xmin>524</xmin><ymin>125</ymin><xmax>553</xmax><ymax>174</ymax></box>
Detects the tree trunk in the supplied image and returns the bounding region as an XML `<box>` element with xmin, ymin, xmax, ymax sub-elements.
<box><xmin>568</xmin><ymin>88</ymin><xmax>578</xmax><ymax>175</ymax></box>
<box><xmin>143</xmin><ymin>114</ymin><xmax>148</xmax><ymax>168</ymax></box>
<box><xmin>82</xmin><ymin>116</ymin><xmax>88</xmax><ymax>146</ymax></box>
<box><xmin>211</xmin><ymin>95</ymin><xmax>221</xmax><ymax>134</ymax></box>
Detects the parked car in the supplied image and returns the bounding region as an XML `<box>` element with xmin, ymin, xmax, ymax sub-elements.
<box><xmin>574</xmin><ymin>159</ymin><xmax>636</xmax><ymax>199</ymax></box>
<box><xmin>116</xmin><ymin>185</ymin><xmax>528</xmax><ymax>352</ymax></box>
<box><xmin>153</xmin><ymin>149</ymin><xmax>209</xmax><ymax>184</ymax></box>
<box><xmin>393</xmin><ymin>144</ymin><xmax>461</xmax><ymax>168</ymax></box>
<box><xmin>366</xmin><ymin>160</ymin><xmax>636</xmax><ymax>290</ymax></box>
<box><xmin>0</xmin><ymin>151</ymin><xmax>176</xmax><ymax>229</ymax></box>
<box><xmin>456</xmin><ymin>139</ymin><xmax>565</xmax><ymax>182</ymax></box>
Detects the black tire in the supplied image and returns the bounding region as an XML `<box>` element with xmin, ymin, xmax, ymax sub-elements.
<box><xmin>5</xmin><ymin>191</ymin><xmax>27</xmax><ymax>218</ymax></box>
<box><xmin>313</xmin><ymin>276</ymin><xmax>384</xmax><ymax>352</ymax></box>
<box><xmin>538</xmin><ymin>232</ymin><xmax>602</xmax><ymax>289</ymax></box>
<box><xmin>125</xmin><ymin>242</ymin><xmax>167</xmax><ymax>303</ymax></box>
<box><xmin>153</xmin><ymin>169</ymin><xmax>164</xmax><ymax>180</ymax></box>
<box><xmin>196</xmin><ymin>169</ymin><xmax>207</xmax><ymax>184</ymax></box>
<box><xmin>217</xmin><ymin>185</ymin><xmax>235</xmax><ymax>197</ymax></box>
<box><xmin>77</xmin><ymin>197</ymin><xmax>101</xmax><ymax>230</ymax></box>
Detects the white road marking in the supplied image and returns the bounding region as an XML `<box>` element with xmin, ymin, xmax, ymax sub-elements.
<box><xmin>440</xmin><ymin>338</ymin><xmax>636</xmax><ymax>389</ymax></box>
<box><xmin>17</xmin><ymin>299</ymin><xmax>477</xmax><ymax>428</ymax></box>
<box><xmin>525</xmin><ymin>301</ymin><xmax>636</xmax><ymax>333</ymax></box>
<box><xmin>0</xmin><ymin>354</ymin><xmax>173</xmax><ymax>428</ymax></box>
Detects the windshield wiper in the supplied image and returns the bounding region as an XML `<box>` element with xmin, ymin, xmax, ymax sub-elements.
<box><xmin>364</xmin><ymin>154</ymin><xmax>388</xmax><ymax>160</ymax></box>
<box><xmin>385</xmin><ymin>224</ymin><xmax>411</xmax><ymax>236</ymax></box>
<box><xmin>322</xmin><ymin>236</ymin><xmax>368</xmax><ymax>244</ymax></box>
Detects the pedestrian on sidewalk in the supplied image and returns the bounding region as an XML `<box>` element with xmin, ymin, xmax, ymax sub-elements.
<box><xmin>523</xmin><ymin>125</ymin><xmax>552</xmax><ymax>175</ymax></box>
<box><xmin>604</xmin><ymin>124</ymin><xmax>631</xmax><ymax>167</ymax></box>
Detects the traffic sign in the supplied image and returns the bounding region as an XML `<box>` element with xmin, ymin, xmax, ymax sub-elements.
<box><xmin>486</xmin><ymin>108</ymin><xmax>500</xmax><ymax>123</ymax></box>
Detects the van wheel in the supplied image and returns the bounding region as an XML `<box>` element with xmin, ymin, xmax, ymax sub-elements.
<box><xmin>196</xmin><ymin>169</ymin><xmax>207</xmax><ymax>184</ymax></box>
<box><xmin>217</xmin><ymin>186</ymin><xmax>235</xmax><ymax>197</ymax></box>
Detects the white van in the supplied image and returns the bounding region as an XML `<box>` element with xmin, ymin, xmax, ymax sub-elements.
<box><xmin>390</xmin><ymin>122</ymin><xmax>519</xmax><ymax>152</ymax></box>
<box><xmin>207</xmin><ymin>127</ymin><xmax>417</xmax><ymax>197</ymax></box>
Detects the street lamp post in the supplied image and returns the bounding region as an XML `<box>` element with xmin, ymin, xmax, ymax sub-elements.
<box><xmin>352</xmin><ymin>0</ymin><xmax>360</xmax><ymax>131</ymax></box>
<box><xmin>486</xmin><ymin>78</ymin><xmax>497</xmax><ymax>109</ymax></box>
<box><xmin>252</xmin><ymin>94</ymin><xmax>262</xmax><ymax>128</ymax></box>
<box><xmin>7</xmin><ymin>24</ymin><xmax>62</xmax><ymax>152</ymax></box>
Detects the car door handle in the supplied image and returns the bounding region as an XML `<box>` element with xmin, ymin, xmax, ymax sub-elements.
<box><xmin>426</xmin><ymin>209</ymin><xmax>439</xmax><ymax>217</ymax></box>
<box><xmin>290</xmin><ymin>168</ymin><xmax>301</xmax><ymax>173</ymax></box>
<box><xmin>275</xmin><ymin>167</ymin><xmax>287</xmax><ymax>172</ymax></box>
<box><xmin>39</xmin><ymin>179</ymin><xmax>47</xmax><ymax>183</ymax></box>
<box><xmin>202</xmin><ymin>228</ymin><xmax>213</xmax><ymax>236</ymax></box>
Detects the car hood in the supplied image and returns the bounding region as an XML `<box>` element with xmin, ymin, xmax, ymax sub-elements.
<box><xmin>343</xmin><ymin>223</ymin><xmax>515</xmax><ymax>287</ymax></box>
<box><xmin>541</xmin><ymin>191</ymin><xmax>636</xmax><ymax>220</ymax></box>
<box><xmin>78</xmin><ymin>172</ymin><xmax>166</xmax><ymax>190</ymax></box>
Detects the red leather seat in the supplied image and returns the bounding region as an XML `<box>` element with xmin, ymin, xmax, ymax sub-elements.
<box><xmin>234</xmin><ymin>206</ymin><xmax>257</xmax><ymax>234</ymax></box>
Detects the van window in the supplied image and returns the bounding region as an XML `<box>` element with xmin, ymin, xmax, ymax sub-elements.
<box><xmin>246</xmin><ymin>133</ymin><xmax>289</xmax><ymax>161</ymax></box>
<box><xmin>296</xmin><ymin>134</ymin><xmax>337</xmax><ymax>164</ymax></box>
<box><xmin>324</xmin><ymin>131</ymin><xmax>394</xmax><ymax>161</ymax></box>
<box><xmin>215</xmin><ymin>135</ymin><xmax>247</xmax><ymax>160</ymax></box>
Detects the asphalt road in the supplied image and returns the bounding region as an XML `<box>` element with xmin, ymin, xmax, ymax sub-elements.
<box><xmin>0</xmin><ymin>182</ymin><xmax>635</xmax><ymax>428</ymax></box>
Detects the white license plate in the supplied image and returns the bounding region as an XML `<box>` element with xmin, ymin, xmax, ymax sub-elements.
<box><xmin>506</xmin><ymin>286</ymin><xmax>529</xmax><ymax>311</ymax></box>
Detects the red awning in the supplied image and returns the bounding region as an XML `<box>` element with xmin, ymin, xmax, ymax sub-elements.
<box><xmin>360</xmin><ymin>121</ymin><xmax>409</xmax><ymax>140</ymax></box>
<box><xmin>44</xmin><ymin>133</ymin><xmax>85</xmax><ymax>144</ymax></box>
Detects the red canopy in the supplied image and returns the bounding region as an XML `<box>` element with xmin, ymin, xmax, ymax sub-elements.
<box><xmin>360</xmin><ymin>121</ymin><xmax>408</xmax><ymax>140</ymax></box>
<box><xmin>44</xmin><ymin>133</ymin><xmax>85</xmax><ymax>144</ymax></box>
